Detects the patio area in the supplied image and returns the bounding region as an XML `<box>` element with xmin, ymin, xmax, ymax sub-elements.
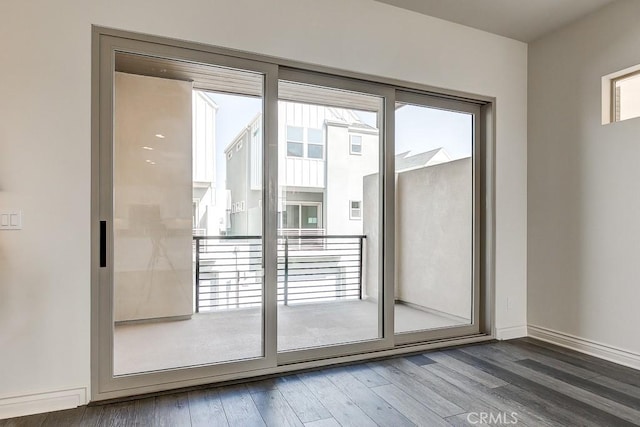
<box><xmin>114</xmin><ymin>299</ymin><xmax>467</xmax><ymax>375</ymax></box>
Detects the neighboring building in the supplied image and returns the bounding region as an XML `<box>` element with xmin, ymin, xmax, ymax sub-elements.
<box><xmin>395</xmin><ymin>148</ymin><xmax>451</xmax><ymax>172</ymax></box>
<box><xmin>224</xmin><ymin>101</ymin><xmax>380</xmax><ymax>236</ymax></box>
<box><xmin>192</xmin><ymin>90</ymin><xmax>230</xmax><ymax>236</ymax></box>
<box><xmin>223</xmin><ymin>113</ymin><xmax>263</xmax><ymax>236</ymax></box>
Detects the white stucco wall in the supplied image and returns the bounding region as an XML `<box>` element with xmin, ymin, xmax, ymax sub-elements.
<box><xmin>395</xmin><ymin>159</ymin><xmax>473</xmax><ymax>320</ymax></box>
<box><xmin>363</xmin><ymin>159</ymin><xmax>473</xmax><ymax>320</ymax></box>
<box><xmin>528</xmin><ymin>0</ymin><xmax>640</xmax><ymax>358</ymax></box>
<box><xmin>0</xmin><ymin>0</ymin><xmax>527</xmax><ymax>416</ymax></box>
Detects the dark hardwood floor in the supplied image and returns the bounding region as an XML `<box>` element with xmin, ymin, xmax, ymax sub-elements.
<box><xmin>2</xmin><ymin>338</ymin><xmax>640</xmax><ymax>426</ymax></box>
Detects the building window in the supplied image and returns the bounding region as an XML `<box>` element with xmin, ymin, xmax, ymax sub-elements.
<box><xmin>307</xmin><ymin>128</ymin><xmax>324</xmax><ymax>159</ymax></box>
<box><xmin>350</xmin><ymin>135</ymin><xmax>362</xmax><ymax>155</ymax></box>
<box><xmin>287</xmin><ymin>126</ymin><xmax>304</xmax><ymax>157</ymax></box>
<box><xmin>612</xmin><ymin>70</ymin><xmax>640</xmax><ymax>122</ymax></box>
<box><xmin>350</xmin><ymin>200</ymin><xmax>361</xmax><ymax>219</ymax></box>
<box><xmin>286</xmin><ymin>126</ymin><xmax>324</xmax><ymax>159</ymax></box>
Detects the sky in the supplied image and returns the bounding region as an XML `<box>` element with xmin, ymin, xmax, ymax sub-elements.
<box><xmin>206</xmin><ymin>92</ymin><xmax>262</xmax><ymax>186</ymax></box>
<box><xmin>205</xmin><ymin>92</ymin><xmax>472</xmax><ymax>187</ymax></box>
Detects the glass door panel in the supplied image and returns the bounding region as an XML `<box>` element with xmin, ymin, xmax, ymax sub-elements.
<box><xmin>112</xmin><ymin>52</ymin><xmax>265</xmax><ymax>375</ymax></box>
<box><xmin>276</xmin><ymin>79</ymin><xmax>384</xmax><ymax>353</ymax></box>
<box><xmin>301</xmin><ymin>205</ymin><xmax>319</xmax><ymax>229</ymax></box>
<box><xmin>394</xmin><ymin>94</ymin><xmax>479</xmax><ymax>339</ymax></box>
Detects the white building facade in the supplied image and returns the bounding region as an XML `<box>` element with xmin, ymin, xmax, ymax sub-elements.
<box><xmin>224</xmin><ymin>101</ymin><xmax>380</xmax><ymax>237</ymax></box>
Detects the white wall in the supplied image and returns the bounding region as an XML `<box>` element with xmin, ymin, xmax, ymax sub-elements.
<box><xmin>395</xmin><ymin>159</ymin><xmax>473</xmax><ymax>320</ymax></box>
<box><xmin>113</xmin><ymin>72</ymin><xmax>193</xmax><ymax>322</ymax></box>
<box><xmin>528</xmin><ymin>0</ymin><xmax>640</xmax><ymax>358</ymax></box>
<box><xmin>0</xmin><ymin>0</ymin><xmax>527</xmax><ymax>416</ymax></box>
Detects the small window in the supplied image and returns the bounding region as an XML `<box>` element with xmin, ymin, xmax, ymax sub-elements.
<box><xmin>287</xmin><ymin>126</ymin><xmax>303</xmax><ymax>157</ymax></box>
<box><xmin>612</xmin><ymin>71</ymin><xmax>640</xmax><ymax>122</ymax></box>
<box><xmin>227</xmin><ymin>152</ymin><xmax>233</xmax><ymax>160</ymax></box>
<box><xmin>307</xmin><ymin>128</ymin><xmax>324</xmax><ymax>159</ymax></box>
<box><xmin>350</xmin><ymin>135</ymin><xmax>362</xmax><ymax>155</ymax></box>
<box><xmin>236</xmin><ymin>142</ymin><xmax>243</xmax><ymax>151</ymax></box>
<box><xmin>350</xmin><ymin>200</ymin><xmax>361</xmax><ymax>220</ymax></box>
<box><xmin>308</xmin><ymin>128</ymin><xmax>323</xmax><ymax>143</ymax></box>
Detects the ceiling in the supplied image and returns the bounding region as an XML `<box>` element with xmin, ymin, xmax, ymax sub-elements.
<box><xmin>374</xmin><ymin>0</ymin><xmax>616</xmax><ymax>42</ymax></box>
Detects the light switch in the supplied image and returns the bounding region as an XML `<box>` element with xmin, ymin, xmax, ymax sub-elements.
<box><xmin>0</xmin><ymin>210</ymin><xmax>22</xmax><ymax>230</ymax></box>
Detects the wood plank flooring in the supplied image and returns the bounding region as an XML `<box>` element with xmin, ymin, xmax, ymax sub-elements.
<box><xmin>2</xmin><ymin>338</ymin><xmax>639</xmax><ymax>426</ymax></box>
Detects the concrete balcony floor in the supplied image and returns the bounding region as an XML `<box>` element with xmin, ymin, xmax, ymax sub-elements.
<box><xmin>114</xmin><ymin>300</ymin><xmax>468</xmax><ymax>375</ymax></box>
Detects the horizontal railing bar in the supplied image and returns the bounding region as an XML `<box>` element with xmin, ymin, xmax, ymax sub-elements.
<box><xmin>201</xmin><ymin>285</ymin><xmax>360</xmax><ymax>293</ymax></box>
<box><xmin>279</xmin><ymin>267</ymin><xmax>360</xmax><ymax>271</ymax></box>
<box><xmin>199</xmin><ymin>263</ymin><xmax>263</xmax><ymax>267</ymax></box>
<box><xmin>199</xmin><ymin>282</ymin><xmax>262</xmax><ymax>286</ymax></box>
<box><xmin>278</xmin><ymin>287</ymin><xmax>360</xmax><ymax>292</ymax></box>
<box><xmin>277</xmin><ymin>272</ymin><xmax>360</xmax><ymax>279</ymax></box>
<box><xmin>199</xmin><ymin>291</ymin><xmax>263</xmax><ymax>296</ymax></box>
<box><xmin>200</xmin><ymin>260</ymin><xmax>262</xmax><ymax>264</ymax></box>
<box><xmin>198</xmin><ymin>291</ymin><xmax>262</xmax><ymax>294</ymax></box>
<box><xmin>279</xmin><ymin>235</ymin><xmax>366</xmax><ymax>239</ymax></box>
<box><xmin>280</xmin><ymin>264</ymin><xmax>360</xmax><ymax>270</ymax></box>
<box><xmin>198</xmin><ymin>300</ymin><xmax>262</xmax><ymax>304</ymax></box>
<box><xmin>200</xmin><ymin>252</ymin><xmax>263</xmax><ymax>256</ymax></box>
<box><xmin>277</xmin><ymin>280</ymin><xmax>359</xmax><ymax>286</ymax></box>
<box><xmin>194</xmin><ymin>236</ymin><xmax>261</xmax><ymax>240</ymax></box>
<box><xmin>276</xmin><ymin>260</ymin><xmax>359</xmax><ymax>265</ymax></box>
<box><xmin>283</xmin><ymin>246</ymin><xmax>361</xmax><ymax>250</ymax></box>
<box><xmin>277</xmin><ymin>255</ymin><xmax>360</xmax><ymax>259</ymax></box>
<box><xmin>199</xmin><ymin>304</ymin><xmax>262</xmax><ymax>308</ymax></box>
<box><xmin>193</xmin><ymin>235</ymin><xmax>365</xmax><ymax>240</ymax></box>
<box><xmin>278</xmin><ymin>267</ymin><xmax>360</xmax><ymax>280</ymax></box>
<box><xmin>199</xmin><ymin>251</ymin><xmax>263</xmax><ymax>255</ymax></box>
<box><xmin>276</xmin><ymin>242</ymin><xmax>362</xmax><ymax>246</ymax></box>
<box><xmin>278</xmin><ymin>285</ymin><xmax>360</xmax><ymax>291</ymax></box>
<box><xmin>198</xmin><ymin>296</ymin><xmax>262</xmax><ymax>300</ymax></box>
<box><xmin>278</xmin><ymin>290</ymin><xmax>361</xmax><ymax>297</ymax></box>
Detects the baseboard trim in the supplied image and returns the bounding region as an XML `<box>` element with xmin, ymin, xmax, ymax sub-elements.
<box><xmin>0</xmin><ymin>387</ymin><xmax>87</xmax><ymax>420</ymax></box>
<box><xmin>495</xmin><ymin>325</ymin><xmax>528</xmax><ymax>340</ymax></box>
<box><xmin>528</xmin><ymin>324</ymin><xmax>640</xmax><ymax>370</ymax></box>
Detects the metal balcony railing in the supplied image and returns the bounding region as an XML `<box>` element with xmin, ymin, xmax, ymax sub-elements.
<box><xmin>193</xmin><ymin>234</ymin><xmax>366</xmax><ymax>312</ymax></box>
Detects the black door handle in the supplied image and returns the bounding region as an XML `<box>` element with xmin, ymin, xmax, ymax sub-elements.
<box><xmin>100</xmin><ymin>221</ymin><xmax>107</xmax><ymax>267</ymax></box>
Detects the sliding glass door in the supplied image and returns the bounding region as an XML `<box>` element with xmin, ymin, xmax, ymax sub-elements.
<box><xmin>275</xmin><ymin>73</ymin><xmax>393</xmax><ymax>362</ymax></box>
<box><xmin>95</xmin><ymin>36</ymin><xmax>279</xmax><ymax>396</ymax></box>
<box><xmin>94</xmin><ymin>30</ymin><xmax>488</xmax><ymax>401</ymax></box>
<box><xmin>393</xmin><ymin>92</ymin><xmax>481</xmax><ymax>344</ymax></box>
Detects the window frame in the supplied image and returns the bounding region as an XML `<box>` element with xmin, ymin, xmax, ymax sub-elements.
<box><xmin>306</xmin><ymin>127</ymin><xmax>324</xmax><ymax>159</ymax></box>
<box><xmin>349</xmin><ymin>134</ymin><xmax>362</xmax><ymax>155</ymax></box>
<box><xmin>286</xmin><ymin>125</ymin><xmax>304</xmax><ymax>157</ymax></box>
<box><xmin>349</xmin><ymin>200</ymin><xmax>362</xmax><ymax>220</ymax></box>
<box><xmin>285</xmin><ymin>125</ymin><xmax>325</xmax><ymax>159</ymax></box>
<box><xmin>611</xmin><ymin>69</ymin><xmax>640</xmax><ymax>123</ymax></box>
